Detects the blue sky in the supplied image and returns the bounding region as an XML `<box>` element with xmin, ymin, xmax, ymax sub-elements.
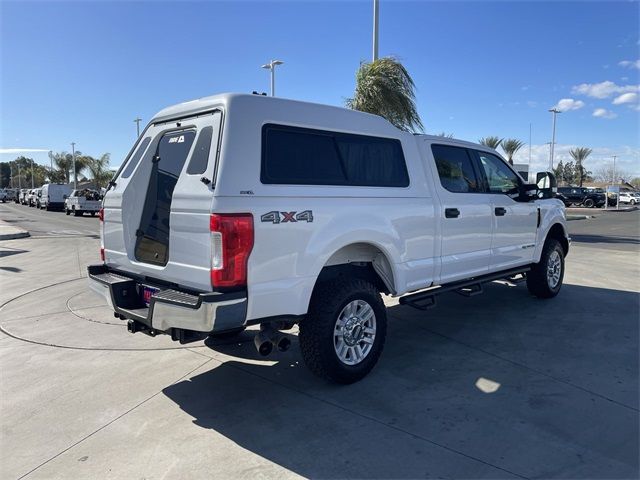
<box><xmin>1</xmin><ymin>0</ymin><xmax>639</xmax><ymax>177</ymax></box>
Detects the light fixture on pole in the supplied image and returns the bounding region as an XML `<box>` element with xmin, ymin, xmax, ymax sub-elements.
<box><xmin>71</xmin><ymin>142</ymin><xmax>77</xmax><ymax>191</ymax></box>
<box><xmin>548</xmin><ymin>108</ymin><xmax>561</xmax><ymax>170</ymax></box>
<box><xmin>372</xmin><ymin>0</ymin><xmax>379</xmax><ymax>61</ymax></box>
<box><xmin>261</xmin><ymin>60</ymin><xmax>284</xmax><ymax>97</ymax></box>
<box><xmin>134</xmin><ymin>117</ymin><xmax>142</xmax><ymax>137</ymax></box>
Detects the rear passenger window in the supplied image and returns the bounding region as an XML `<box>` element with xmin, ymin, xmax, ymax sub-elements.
<box><xmin>261</xmin><ymin>124</ymin><xmax>409</xmax><ymax>187</ymax></box>
<box><xmin>122</xmin><ymin>137</ymin><xmax>151</xmax><ymax>179</ymax></box>
<box><xmin>431</xmin><ymin>145</ymin><xmax>481</xmax><ymax>193</ymax></box>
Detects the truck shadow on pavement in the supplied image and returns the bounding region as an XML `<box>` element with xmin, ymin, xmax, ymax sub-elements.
<box><xmin>163</xmin><ymin>282</ymin><xmax>639</xmax><ymax>479</ymax></box>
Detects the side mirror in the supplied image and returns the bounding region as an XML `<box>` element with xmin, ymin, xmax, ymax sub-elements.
<box><xmin>536</xmin><ymin>171</ymin><xmax>557</xmax><ymax>199</ymax></box>
<box><xmin>63</xmin><ymin>195</ymin><xmax>68</xmax><ymax>199</ymax></box>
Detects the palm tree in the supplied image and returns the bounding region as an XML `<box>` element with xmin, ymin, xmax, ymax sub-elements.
<box><xmin>346</xmin><ymin>57</ymin><xmax>423</xmax><ymax>132</ymax></box>
<box><xmin>479</xmin><ymin>136</ymin><xmax>503</xmax><ymax>150</ymax></box>
<box><xmin>52</xmin><ymin>152</ymin><xmax>76</xmax><ymax>184</ymax></box>
<box><xmin>569</xmin><ymin>147</ymin><xmax>593</xmax><ymax>187</ymax></box>
<box><xmin>436</xmin><ymin>132</ymin><xmax>454</xmax><ymax>138</ymax></box>
<box><xmin>85</xmin><ymin>153</ymin><xmax>112</xmax><ymax>189</ymax></box>
<box><xmin>501</xmin><ymin>138</ymin><xmax>525</xmax><ymax>165</ymax></box>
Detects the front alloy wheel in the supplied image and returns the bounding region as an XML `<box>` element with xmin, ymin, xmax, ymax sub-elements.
<box><xmin>526</xmin><ymin>238</ymin><xmax>564</xmax><ymax>298</ymax></box>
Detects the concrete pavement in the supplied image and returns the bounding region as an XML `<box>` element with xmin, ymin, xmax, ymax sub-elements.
<box><xmin>0</xmin><ymin>203</ymin><xmax>638</xmax><ymax>479</ymax></box>
<box><xmin>0</xmin><ymin>219</ymin><xmax>29</xmax><ymax>240</ymax></box>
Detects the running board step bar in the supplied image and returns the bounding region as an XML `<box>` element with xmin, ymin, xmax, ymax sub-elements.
<box><xmin>399</xmin><ymin>267</ymin><xmax>530</xmax><ymax>311</ymax></box>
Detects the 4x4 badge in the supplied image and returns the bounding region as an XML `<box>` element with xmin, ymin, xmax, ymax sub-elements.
<box><xmin>261</xmin><ymin>210</ymin><xmax>313</xmax><ymax>224</ymax></box>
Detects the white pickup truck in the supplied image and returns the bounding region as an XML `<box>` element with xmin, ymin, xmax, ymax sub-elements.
<box><xmin>65</xmin><ymin>189</ymin><xmax>102</xmax><ymax>216</ymax></box>
<box><xmin>88</xmin><ymin>93</ymin><xmax>569</xmax><ymax>383</ymax></box>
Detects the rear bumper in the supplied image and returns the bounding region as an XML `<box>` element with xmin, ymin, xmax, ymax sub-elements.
<box><xmin>87</xmin><ymin>264</ymin><xmax>247</xmax><ymax>338</ymax></box>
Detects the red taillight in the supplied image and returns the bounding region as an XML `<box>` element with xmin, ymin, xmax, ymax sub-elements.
<box><xmin>98</xmin><ymin>208</ymin><xmax>104</xmax><ymax>222</ymax></box>
<box><xmin>210</xmin><ymin>213</ymin><xmax>254</xmax><ymax>288</ymax></box>
<box><xmin>100</xmin><ymin>247</ymin><xmax>105</xmax><ymax>262</ymax></box>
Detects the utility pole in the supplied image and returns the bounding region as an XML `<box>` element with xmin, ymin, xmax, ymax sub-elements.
<box><xmin>49</xmin><ymin>150</ymin><xmax>53</xmax><ymax>182</ymax></box>
<box><xmin>17</xmin><ymin>161</ymin><xmax>21</xmax><ymax>189</ymax></box>
<box><xmin>261</xmin><ymin>60</ymin><xmax>284</xmax><ymax>97</ymax></box>
<box><xmin>528</xmin><ymin>123</ymin><xmax>532</xmax><ymax>166</ymax></box>
<box><xmin>372</xmin><ymin>0</ymin><xmax>379</xmax><ymax>61</ymax></box>
<box><xmin>134</xmin><ymin>117</ymin><xmax>142</xmax><ymax>137</ymax></box>
<box><xmin>71</xmin><ymin>142</ymin><xmax>77</xmax><ymax>191</ymax></box>
<box><xmin>31</xmin><ymin>159</ymin><xmax>35</xmax><ymax>189</ymax></box>
<box><xmin>9</xmin><ymin>162</ymin><xmax>13</xmax><ymax>189</ymax></box>
<box><xmin>548</xmin><ymin>108</ymin><xmax>561</xmax><ymax>170</ymax></box>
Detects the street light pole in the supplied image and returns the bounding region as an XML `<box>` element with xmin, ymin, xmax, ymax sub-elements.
<box><xmin>372</xmin><ymin>0</ymin><xmax>379</xmax><ymax>61</ymax></box>
<box><xmin>31</xmin><ymin>159</ymin><xmax>35</xmax><ymax>189</ymax></box>
<box><xmin>134</xmin><ymin>117</ymin><xmax>142</xmax><ymax>137</ymax></box>
<box><xmin>71</xmin><ymin>142</ymin><xmax>77</xmax><ymax>191</ymax></box>
<box><xmin>261</xmin><ymin>60</ymin><xmax>284</xmax><ymax>97</ymax></box>
<box><xmin>548</xmin><ymin>108</ymin><xmax>561</xmax><ymax>171</ymax></box>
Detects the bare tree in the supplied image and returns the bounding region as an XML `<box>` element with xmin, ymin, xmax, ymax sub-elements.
<box><xmin>593</xmin><ymin>164</ymin><xmax>631</xmax><ymax>183</ymax></box>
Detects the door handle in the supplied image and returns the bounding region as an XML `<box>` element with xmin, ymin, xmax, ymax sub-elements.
<box><xmin>495</xmin><ymin>207</ymin><xmax>507</xmax><ymax>216</ymax></box>
<box><xmin>445</xmin><ymin>208</ymin><xmax>460</xmax><ymax>218</ymax></box>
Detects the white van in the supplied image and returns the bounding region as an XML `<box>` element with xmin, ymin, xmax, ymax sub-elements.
<box><xmin>89</xmin><ymin>93</ymin><xmax>568</xmax><ymax>383</ymax></box>
<box><xmin>39</xmin><ymin>183</ymin><xmax>72</xmax><ymax>210</ymax></box>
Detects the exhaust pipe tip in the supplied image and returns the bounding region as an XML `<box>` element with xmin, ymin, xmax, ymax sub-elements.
<box><xmin>276</xmin><ymin>335</ymin><xmax>291</xmax><ymax>352</ymax></box>
<box><xmin>254</xmin><ymin>331</ymin><xmax>274</xmax><ymax>356</ymax></box>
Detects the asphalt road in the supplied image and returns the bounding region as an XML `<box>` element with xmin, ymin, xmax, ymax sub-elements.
<box><xmin>0</xmin><ymin>202</ymin><xmax>638</xmax><ymax>479</ymax></box>
<box><xmin>0</xmin><ymin>202</ymin><xmax>99</xmax><ymax>238</ymax></box>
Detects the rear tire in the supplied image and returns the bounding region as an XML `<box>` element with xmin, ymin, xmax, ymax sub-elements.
<box><xmin>299</xmin><ymin>278</ymin><xmax>387</xmax><ymax>384</ymax></box>
<box><xmin>527</xmin><ymin>238</ymin><xmax>564</xmax><ymax>299</ymax></box>
<box><xmin>74</xmin><ymin>209</ymin><xmax>82</xmax><ymax>217</ymax></box>
<box><xmin>583</xmin><ymin>198</ymin><xmax>595</xmax><ymax>208</ymax></box>
<box><xmin>65</xmin><ymin>207</ymin><xmax>70</xmax><ymax>215</ymax></box>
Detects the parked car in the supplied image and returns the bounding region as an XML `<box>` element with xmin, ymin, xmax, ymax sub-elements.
<box><xmin>556</xmin><ymin>187</ymin><xmax>606</xmax><ymax>208</ymax></box>
<box><xmin>19</xmin><ymin>189</ymin><xmax>29</xmax><ymax>205</ymax></box>
<box><xmin>619</xmin><ymin>192</ymin><xmax>639</xmax><ymax>205</ymax></box>
<box><xmin>0</xmin><ymin>189</ymin><xmax>7</xmax><ymax>203</ymax></box>
<box><xmin>88</xmin><ymin>93</ymin><xmax>569</xmax><ymax>384</ymax></box>
<box><xmin>5</xmin><ymin>188</ymin><xmax>19</xmax><ymax>202</ymax></box>
<box><xmin>27</xmin><ymin>188</ymin><xmax>41</xmax><ymax>207</ymax></box>
<box><xmin>64</xmin><ymin>189</ymin><xmax>102</xmax><ymax>216</ymax></box>
<box><xmin>39</xmin><ymin>183</ymin><xmax>72</xmax><ymax>211</ymax></box>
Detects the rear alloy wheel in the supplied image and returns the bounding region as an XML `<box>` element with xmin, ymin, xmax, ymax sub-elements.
<box><xmin>526</xmin><ymin>238</ymin><xmax>564</xmax><ymax>299</ymax></box>
<box><xmin>299</xmin><ymin>278</ymin><xmax>387</xmax><ymax>384</ymax></box>
<box><xmin>583</xmin><ymin>198</ymin><xmax>595</xmax><ymax>208</ymax></box>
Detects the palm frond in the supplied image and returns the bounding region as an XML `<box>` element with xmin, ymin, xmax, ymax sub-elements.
<box><xmin>479</xmin><ymin>136</ymin><xmax>502</xmax><ymax>149</ymax></box>
<box><xmin>346</xmin><ymin>57</ymin><xmax>423</xmax><ymax>133</ymax></box>
<box><xmin>501</xmin><ymin>138</ymin><xmax>525</xmax><ymax>165</ymax></box>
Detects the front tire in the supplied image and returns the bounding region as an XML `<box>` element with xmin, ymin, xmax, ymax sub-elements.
<box><xmin>299</xmin><ymin>278</ymin><xmax>387</xmax><ymax>384</ymax></box>
<box><xmin>527</xmin><ymin>238</ymin><xmax>564</xmax><ymax>299</ymax></box>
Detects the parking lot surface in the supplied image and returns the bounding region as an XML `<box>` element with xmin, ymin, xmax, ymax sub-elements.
<box><xmin>1</xmin><ymin>202</ymin><xmax>638</xmax><ymax>479</ymax></box>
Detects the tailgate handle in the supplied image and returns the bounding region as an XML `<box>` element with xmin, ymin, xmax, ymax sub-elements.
<box><xmin>445</xmin><ymin>208</ymin><xmax>460</xmax><ymax>218</ymax></box>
